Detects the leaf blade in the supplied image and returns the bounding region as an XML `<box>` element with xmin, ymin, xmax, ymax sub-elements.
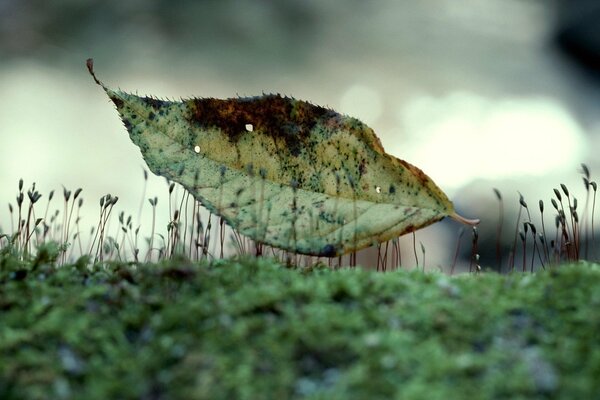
<box><xmin>88</xmin><ymin>59</ymin><xmax>478</xmax><ymax>256</ymax></box>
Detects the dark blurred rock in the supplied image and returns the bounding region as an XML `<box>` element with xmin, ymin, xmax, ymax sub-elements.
<box><xmin>555</xmin><ymin>0</ymin><xmax>600</xmax><ymax>78</ymax></box>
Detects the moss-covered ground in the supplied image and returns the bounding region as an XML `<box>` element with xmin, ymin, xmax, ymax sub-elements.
<box><xmin>1</xmin><ymin>244</ymin><xmax>600</xmax><ymax>399</ymax></box>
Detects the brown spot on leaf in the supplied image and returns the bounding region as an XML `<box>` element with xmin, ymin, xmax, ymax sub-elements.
<box><xmin>188</xmin><ymin>94</ymin><xmax>335</xmax><ymax>156</ymax></box>
<box><xmin>398</xmin><ymin>159</ymin><xmax>430</xmax><ymax>187</ymax></box>
<box><xmin>143</xmin><ymin>97</ymin><xmax>168</xmax><ymax>110</ymax></box>
<box><xmin>110</xmin><ymin>96</ymin><xmax>124</xmax><ymax>109</ymax></box>
<box><xmin>359</xmin><ymin>158</ymin><xmax>367</xmax><ymax>176</ymax></box>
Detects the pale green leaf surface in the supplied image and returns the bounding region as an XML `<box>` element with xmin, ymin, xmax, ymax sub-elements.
<box><xmin>88</xmin><ymin>59</ymin><xmax>478</xmax><ymax>256</ymax></box>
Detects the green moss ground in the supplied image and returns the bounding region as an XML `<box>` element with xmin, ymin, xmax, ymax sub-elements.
<box><xmin>1</xmin><ymin>244</ymin><xmax>600</xmax><ymax>399</ymax></box>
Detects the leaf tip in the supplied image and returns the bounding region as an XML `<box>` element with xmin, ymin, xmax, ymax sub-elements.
<box><xmin>450</xmin><ymin>212</ymin><xmax>480</xmax><ymax>226</ymax></box>
<box><xmin>86</xmin><ymin>58</ymin><xmax>103</xmax><ymax>87</ymax></box>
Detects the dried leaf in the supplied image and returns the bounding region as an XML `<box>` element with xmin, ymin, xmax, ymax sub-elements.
<box><xmin>88</xmin><ymin>59</ymin><xmax>478</xmax><ymax>257</ymax></box>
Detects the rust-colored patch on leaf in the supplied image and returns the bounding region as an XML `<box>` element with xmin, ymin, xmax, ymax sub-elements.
<box><xmin>88</xmin><ymin>58</ymin><xmax>478</xmax><ymax>257</ymax></box>
<box><xmin>188</xmin><ymin>95</ymin><xmax>337</xmax><ymax>158</ymax></box>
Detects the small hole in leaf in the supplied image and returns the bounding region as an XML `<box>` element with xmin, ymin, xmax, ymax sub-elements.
<box><xmin>375</xmin><ymin>186</ymin><xmax>381</xmax><ymax>194</ymax></box>
<box><xmin>245</xmin><ymin>124</ymin><xmax>253</xmax><ymax>132</ymax></box>
<box><xmin>194</xmin><ymin>145</ymin><xmax>200</xmax><ymax>153</ymax></box>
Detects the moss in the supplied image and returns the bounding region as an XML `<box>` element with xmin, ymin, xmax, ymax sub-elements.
<box><xmin>1</xmin><ymin>252</ymin><xmax>600</xmax><ymax>399</ymax></box>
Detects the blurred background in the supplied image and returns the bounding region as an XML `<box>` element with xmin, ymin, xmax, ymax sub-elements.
<box><xmin>1</xmin><ymin>0</ymin><xmax>599</xmax><ymax>270</ymax></box>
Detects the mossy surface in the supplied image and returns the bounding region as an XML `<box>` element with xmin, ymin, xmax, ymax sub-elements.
<box><xmin>1</xmin><ymin>245</ymin><xmax>600</xmax><ymax>399</ymax></box>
